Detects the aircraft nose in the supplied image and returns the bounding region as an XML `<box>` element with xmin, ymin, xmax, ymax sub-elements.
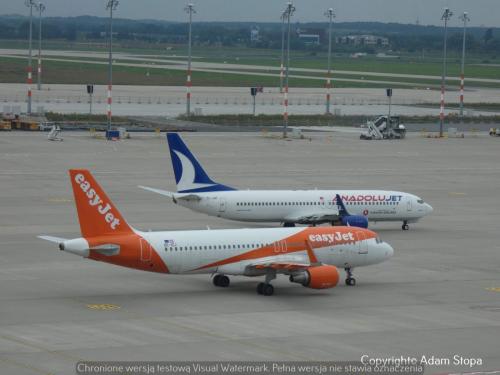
<box><xmin>384</xmin><ymin>242</ymin><xmax>394</xmax><ymax>259</ymax></box>
<box><xmin>425</xmin><ymin>203</ymin><xmax>433</xmax><ymax>214</ymax></box>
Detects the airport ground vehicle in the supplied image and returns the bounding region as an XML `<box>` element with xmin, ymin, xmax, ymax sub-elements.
<box><xmin>140</xmin><ymin>133</ymin><xmax>432</xmax><ymax>230</ymax></box>
<box><xmin>360</xmin><ymin>116</ymin><xmax>407</xmax><ymax>140</ymax></box>
<box><xmin>490</xmin><ymin>128</ymin><xmax>500</xmax><ymax>137</ymax></box>
<box><xmin>39</xmin><ymin>170</ymin><xmax>394</xmax><ymax>295</ymax></box>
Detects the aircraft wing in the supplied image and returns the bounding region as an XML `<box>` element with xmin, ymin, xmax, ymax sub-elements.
<box><xmin>245</xmin><ymin>254</ymin><xmax>312</xmax><ymax>273</ymax></box>
<box><xmin>285</xmin><ymin>210</ymin><xmax>340</xmax><ymax>224</ymax></box>
<box><xmin>138</xmin><ymin>186</ymin><xmax>202</xmax><ymax>202</ymax></box>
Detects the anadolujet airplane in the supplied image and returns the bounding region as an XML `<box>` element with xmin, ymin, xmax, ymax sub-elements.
<box><xmin>140</xmin><ymin>133</ymin><xmax>433</xmax><ymax>230</ymax></box>
<box><xmin>39</xmin><ymin>170</ymin><xmax>393</xmax><ymax>295</ymax></box>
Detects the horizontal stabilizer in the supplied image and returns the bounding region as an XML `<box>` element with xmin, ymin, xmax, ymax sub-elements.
<box><xmin>38</xmin><ymin>235</ymin><xmax>68</xmax><ymax>243</ymax></box>
<box><xmin>139</xmin><ymin>186</ymin><xmax>202</xmax><ymax>202</ymax></box>
<box><xmin>138</xmin><ymin>185</ymin><xmax>175</xmax><ymax>198</ymax></box>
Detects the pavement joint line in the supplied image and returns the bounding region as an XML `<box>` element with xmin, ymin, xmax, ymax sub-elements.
<box><xmin>0</xmin><ymin>334</ymin><xmax>84</xmax><ymax>363</ymax></box>
<box><xmin>149</xmin><ymin>316</ymin><xmax>312</xmax><ymax>361</ymax></box>
<box><xmin>0</xmin><ymin>357</ymin><xmax>53</xmax><ymax>375</ymax></box>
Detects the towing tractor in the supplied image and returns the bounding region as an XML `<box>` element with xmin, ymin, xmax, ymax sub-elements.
<box><xmin>360</xmin><ymin>115</ymin><xmax>407</xmax><ymax>140</ymax></box>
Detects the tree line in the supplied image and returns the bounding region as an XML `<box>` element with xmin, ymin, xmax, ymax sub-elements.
<box><xmin>0</xmin><ymin>15</ymin><xmax>498</xmax><ymax>55</ymax></box>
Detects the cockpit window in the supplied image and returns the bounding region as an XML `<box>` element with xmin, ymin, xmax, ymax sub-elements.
<box><xmin>417</xmin><ymin>199</ymin><xmax>424</xmax><ymax>204</ymax></box>
<box><xmin>376</xmin><ymin>237</ymin><xmax>383</xmax><ymax>244</ymax></box>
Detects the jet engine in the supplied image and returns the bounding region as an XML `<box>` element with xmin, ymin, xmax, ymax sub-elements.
<box><xmin>341</xmin><ymin>215</ymin><xmax>369</xmax><ymax>229</ymax></box>
<box><xmin>289</xmin><ymin>265</ymin><xmax>340</xmax><ymax>289</ymax></box>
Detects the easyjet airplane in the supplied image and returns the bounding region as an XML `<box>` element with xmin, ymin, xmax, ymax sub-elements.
<box><xmin>139</xmin><ymin>133</ymin><xmax>433</xmax><ymax>230</ymax></box>
<box><xmin>39</xmin><ymin>170</ymin><xmax>393</xmax><ymax>295</ymax></box>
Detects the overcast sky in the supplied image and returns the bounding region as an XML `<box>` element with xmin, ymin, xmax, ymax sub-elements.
<box><xmin>1</xmin><ymin>0</ymin><xmax>499</xmax><ymax>27</ymax></box>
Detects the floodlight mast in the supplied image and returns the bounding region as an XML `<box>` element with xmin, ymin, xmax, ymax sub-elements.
<box><xmin>282</xmin><ymin>1</ymin><xmax>295</xmax><ymax>138</ymax></box>
<box><xmin>279</xmin><ymin>10</ymin><xmax>286</xmax><ymax>93</ymax></box>
<box><xmin>185</xmin><ymin>3</ymin><xmax>196</xmax><ymax>118</ymax></box>
<box><xmin>324</xmin><ymin>8</ymin><xmax>335</xmax><ymax>115</ymax></box>
<box><xmin>439</xmin><ymin>7</ymin><xmax>452</xmax><ymax>138</ymax></box>
<box><xmin>106</xmin><ymin>0</ymin><xmax>119</xmax><ymax>139</ymax></box>
<box><xmin>25</xmin><ymin>0</ymin><xmax>36</xmax><ymax>115</ymax></box>
<box><xmin>37</xmin><ymin>2</ymin><xmax>45</xmax><ymax>91</ymax></box>
<box><xmin>459</xmin><ymin>12</ymin><xmax>470</xmax><ymax>118</ymax></box>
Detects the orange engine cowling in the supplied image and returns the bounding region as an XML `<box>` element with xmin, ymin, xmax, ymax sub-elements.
<box><xmin>289</xmin><ymin>265</ymin><xmax>340</xmax><ymax>289</ymax></box>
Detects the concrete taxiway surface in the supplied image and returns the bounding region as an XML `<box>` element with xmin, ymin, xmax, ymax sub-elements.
<box><xmin>0</xmin><ymin>131</ymin><xmax>499</xmax><ymax>374</ymax></box>
<box><xmin>2</xmin><ymin>83</ymin><xmax>500</xmax><ymax>117</ymax></box>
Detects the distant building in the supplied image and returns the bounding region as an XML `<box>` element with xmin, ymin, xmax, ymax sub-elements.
<box><xmin>250</xmin><ymin>26</ymin><xmax>260</xmax><ymax>42</ymax></box>
<box><xmin>298</xmin><ymin>34</ymin><xmax>320</xmax><ymax>45</ymax></box>
<box><xmin>296</xmin><ymin>27</ymin><xmax>322</xmax><ymax>46</ymax></box>
<box><xmin>336</xmin><ymin>35</ymin><xmax>389</xmax><ymax>47</ymax></box>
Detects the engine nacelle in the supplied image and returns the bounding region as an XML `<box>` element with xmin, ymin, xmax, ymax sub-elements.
<box><xmin>341</xmin><ymin>215</ymin><xmax>369</xmax><ymax>228</ymax></box>
<box><xmin>289</xmin><ymin>265</ymin><xmax>340</xmax><ymax>289</ymax></box>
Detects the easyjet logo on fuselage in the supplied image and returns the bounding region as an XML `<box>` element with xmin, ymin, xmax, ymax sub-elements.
<box><xmin>309</xmin><ymin>232</ymin><xmax>355</xmax><ymax>245</ymax></box>
<box><xmin>74</xmin><ymin>173</ymin><xmax>120</xmax><ymax>230</ymax></box>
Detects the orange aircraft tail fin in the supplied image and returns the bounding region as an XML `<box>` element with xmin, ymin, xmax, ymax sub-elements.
<box><xmin>69</xmin><ymin>169</ymin><xmax>134</xmax><ymax>238</ymax></box>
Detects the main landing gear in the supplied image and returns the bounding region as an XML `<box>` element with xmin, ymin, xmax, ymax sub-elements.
<box><xmin>213</xmin><ymin>274</ymin><xmax>230</xmax><ymax>287</ymax></box>
<box><xmin>213</xmin><ymin>272</ymin><xmax>277</xmax><ymax>295</ymax></box>
<box><xmin>345</xmin><ymin>267</ymin><xmax>356</xmax><ymax>286</ymax></box>
<box><xmin>257</xmin><ymin>271</ymin><xmax>277</xmax><ymax>296</ymax></box>
<box><xmin>402</xmin><ymin>221</ymin><xmax>409</xmax><ymax>231</ymax></box>
<box><xmin>283</xmin><ymin>222</ymin><xmax>296</xmax><ymax>227</ymax></box>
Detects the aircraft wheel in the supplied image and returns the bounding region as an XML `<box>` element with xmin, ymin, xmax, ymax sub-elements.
<box><xmin>402</xmin><ymin>223</ymin><xmax>409</xmax><ymax>231</ymax></box>
<box><xmin>219</xmin><ymin>275</ymin><xmax>230</xmax><ymax>287</ymax></box>
<box><xmin>262</xmin><ymin>283</ymin><xmax>274</xmax><ymax>296</ymax></box>
<box><xmin>213</xmin><ymin>274</ymin><xmax>230</xmax><ymax>287</ymax></box>
<box><xmin>345</xmin><ymin>277</ymin><xmax>356</xmax><ymax>286</ymax></box>
<box><xmin>256</xmin><ymin>282</ymin><xmax>265</xmax><ymax>295</ymax></box>
<box><xmin>213</xmin><ymin>274</ymin><xmax>221</xmax><ymax>287</ymax></box>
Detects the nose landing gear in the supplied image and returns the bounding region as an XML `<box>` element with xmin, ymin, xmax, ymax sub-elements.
<box><xmin>402</xmin><ymin>221</ymin><xmax>409</xmax><ymax>231</ymax></box>
<box><xmin>345</xmin><ymin>267</ymin><xmax>356</xmax><ymax>286</ymax></box>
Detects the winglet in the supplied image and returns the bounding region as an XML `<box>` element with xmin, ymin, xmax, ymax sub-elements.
<box><xmin>166</xmin><ymin>133</ymin><xmax>236</xmax><ymax>193</ymax></box>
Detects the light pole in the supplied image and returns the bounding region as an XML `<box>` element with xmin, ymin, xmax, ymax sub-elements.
<box><xmin>185</xmin><ymin>3</ymin><xmax>196</xmax><ymax>118</ymax></box>
<box><xmin>279</xmin><ymin>10</ymin><xmax>286</xmax><ymax>93</ymax></box>
<box><xmin>37</xmin><ymin>2</ymin><xmax>45</xmax><ymax>91</ymax></box>
<box><xmin>282</xmin><ymin>1</ymin><xmax>295</xmax><ymax>138</ymax></box>
<box><xmin>459</xmin><ymin>12</ymin><xmax>470</xmax><ymax>118</ymax></box>
<box><xmin>106</xmin><ymin>0</ymin><xmax>118</xmax><ymax>139</ymax></box>
<box><xmin>25</xmin><ymin>0</ymin><xmax>36</xmax><ymax>115</ymax></box>
<box><xmin>324</xmin><ymin>8</ymin><xmax>335</xmax><ymax>115</ymax></box>
<box><xmin>439</xmin><ymin>7</ymin><xmax>452</xmax><ymax>138</ymax></box>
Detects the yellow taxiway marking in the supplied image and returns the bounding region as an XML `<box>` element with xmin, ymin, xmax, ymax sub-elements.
<box><xmin>449</xmin><ymin>192</ymin><xmax>467</xmax><ymax>196</ymax></box>
<box><xmin>86</xmin><ymin>304</ymin><xmax>121</xmax><ymax>311</ymax></box>
<box><xmin>486</xmin><ymin>287</ymin><xmax>500</xmax><ymax>293</ymax></box>
<box><xmin>48</xmin><ymin>198</ymin><xmax>71</xmax><ymax>203</ymax></box>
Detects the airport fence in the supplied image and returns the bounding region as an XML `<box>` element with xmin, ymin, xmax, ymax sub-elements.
<box><xmin>0</xmin><ymin>94</ymin><xmax>430</xmax><ymax>107</ymax></box>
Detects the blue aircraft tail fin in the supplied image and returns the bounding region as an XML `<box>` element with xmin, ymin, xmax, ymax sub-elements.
<box><xmin>335</xmin><ymin>194</ymin><xmax>350</xmax><ymax>217</ymax></box>
<box><xmin>166</xmin><ymin>133</ymin><xmax>236</xmax><ymax>193</ymax></box>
